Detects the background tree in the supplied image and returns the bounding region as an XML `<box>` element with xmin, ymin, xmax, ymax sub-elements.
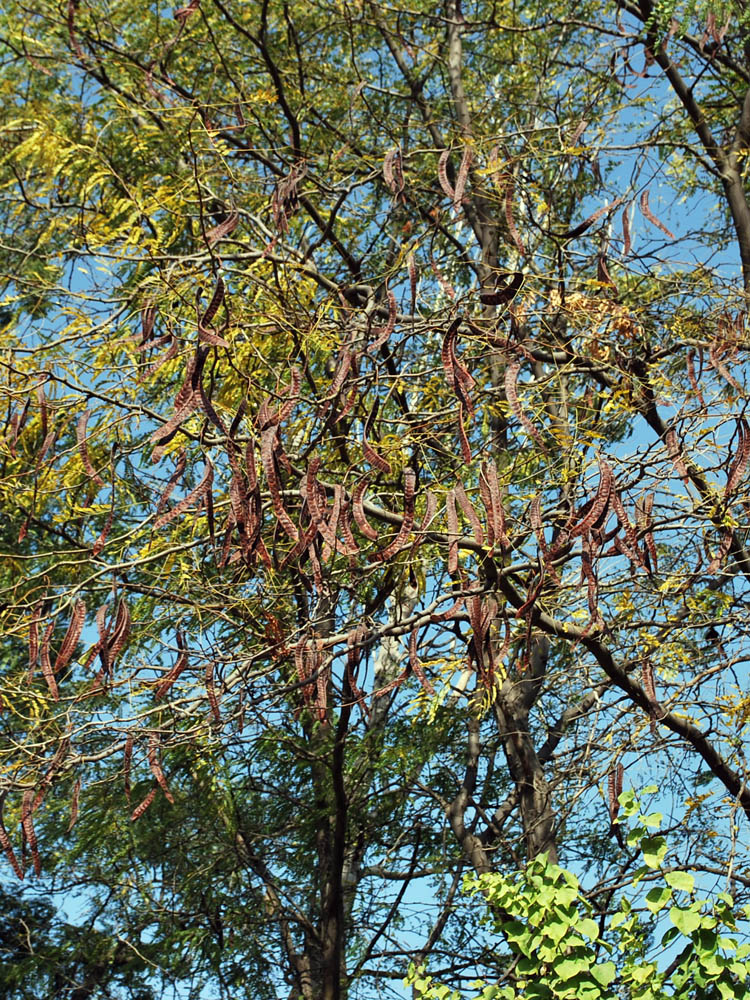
<box><xmin>2</xmin><ymin>0</ymin><xmax>750</xmax><ymax>998</ymax></box>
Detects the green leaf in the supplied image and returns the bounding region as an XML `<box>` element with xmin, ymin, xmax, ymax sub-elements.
<box><xmin>646</xmin><ymin>886</ymin><xmax>673</xmax><ymax>913</ymax></box>
<box><xmin>619</xmin><ymin>789</ymin><xmax>638</xmax><ymax>817</ymax></box>
<box><xmin>641</xmin><ymin>835</ymin><xmax>667</xmax><ymax>868</ymax></box>
<box><xmin>670</xmin><ymin>905</ymin><xmax>704</xmax><ymax>935</ymax></box>
<box><xmin>553</xmin><ymin>956</ymin><xmax>590</xmax><ymax>981</ymax></box>
<box><xmin>641</xmin><ymin>811</ymin><xmax>663</xmax><ymax>828</ymax></box>
<box><xmin>661</xmin><ymin>926</ymin><xmax>680</xmax><ymax>947</ymax></box>
<box><xmin>591</xmin><ymin>962</ymin><xmax>617</xmax><ymax>987</ymax></box>
<box><xmin>665</xmin><ymin>871</ymin><xmax>694</xmax><ymax>893</ymax></box>
<box><xmin>694</xmin><ymin>928</ymin><xmax>719</xmax><ymax>958</ymax></box>
<box><xmin>578</xmin><ymin>917</ymin><xmax>600</xmax><ymax>940</ymax></box>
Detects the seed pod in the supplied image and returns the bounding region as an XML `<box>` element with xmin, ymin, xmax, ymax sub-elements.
<box><xmin>504</xmin><ymin>359</ymin><xmax>546</xmax><ymax>452</ymax></box>
<box><xmin>131</xmin><ymin>786</ymin><xmax>157</xmax><ymax>822</ymax></box>
<box><xmin>154</xmin><ymin>649</ymin><xmax>189</xmax><ymax>701</ymax></box>
<box><xmin>369</xmin><ymin>291</ymin><xmax>397</xmax><ymax>354</ymax></box>
<box><xmin>0</xmin><ymin>793</ymin><xmax>24</xmax><ymax>880</ymax></box>
<box><xmin>154</xmin><ymin>462</ymin><xmax>214</xmax><ymax>530</ymax></box>
<box><xmin>54</xmin><ymin>600</ymin><xmax>86</xmax><ymax>674</ymax></box>
<box><xmin>67</xmin><ymin>777</ymin><xmax>82</xmax><ymax>832</ymax></box>
<box><xmin>204</xmin><ymin>210</ymin><xmax>239</xmax><ymax>245</ymax></box>
<box><xmin>352</xmin><ymin>479</ymin><xmax>379</xmax><ymax>541</ymax></box>
<box><xmin>148</xmin><ymin>733</ymin><xmax>174</xmax><ymax>803</ymax></box>
<box><xmin>76</xmin><ymin>410</ymin><xmax>104</xmax><ymax>487</ymax></box>
<box><xmin>437</xmin><ymin>148</ymin><xmax>454</xmax><ymax>200</ymax></box>
<box><xmin>640</xmin><ymin>189</ymin><xmax>675</xmax><ymax>239</ymax></box>
<box><xmin>40</xmin><ymin>620</ymin><xmax>58</xmax><ymax>701</ymax></box>
<box><xmin>454</xmin><ymin>483</ymin><xmax>483</xmax><ymax>545</ymax></box>
<box><xmin>260</xmin><ymin>426</ymin><xmax>298</xmax><ymax>541</ymax></box>
<box><xmin>21</xmin><ymin>790</ymin><xmax>41</xmax><ymax>876</ymax></box>
<box><xmin>375</xmin><ymin>470</ymin><xmax>416</xmax><ymax>561</ymax></box>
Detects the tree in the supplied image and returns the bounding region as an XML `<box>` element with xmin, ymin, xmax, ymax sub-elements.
<box><xmin>2</xmin><ymin>0</ymin><xmax>750</xmax><ymax>997</ymax></box>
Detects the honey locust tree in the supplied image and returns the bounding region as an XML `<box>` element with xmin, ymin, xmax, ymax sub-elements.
<box><xmin>3</xmin><ymin>0</ymin><xmax>750</xmax><ymax>998</ymax></box>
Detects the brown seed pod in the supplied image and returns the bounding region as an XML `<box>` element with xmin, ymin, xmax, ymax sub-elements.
<box><xmin>154</xmin><ymin>462</ymin><xmax>214</xmax><ymax>530</ymax></box>
<box><xmin>130</xmin><ymin>785</ymin><xmax>157</xmax><ymax>822</ymax></box>
<box><xmin>21</xmin><ymin>790</ymin><xmax>41</xmax><ymax>876</ymax></box>
<box><xmin>454</xmin><ymin>482</ymin><xmax>483</xmax><ymax>545</ymax></box>
<box><xmin>260</xmin><ymin>426</ymin><xmax>298</xmax><ymax>541</ymax></box>
<box><xmin>504</xmin><ymin>359</ymin><xmax>546</xmax><ymax>452</ymax></box>
<box><xmin>453</xmin><ymin>146</ymin><xmax>473</xmax><ymax>213</ymax></box>
<box><xmin>374</xmin><ymin>470</ymin><xmax>416</xmax><ymax>561</ymax></box>
<box><xmin>154</xmin><ymin>649</ymin><xmax>189</xmax><ymax>702</ymax></box>
<box><xmin>54</xmin><ymin>599</ymin><xmax>86</xmax><ymax>674</ymax></box>
<box><xmin>352</xmin><ymin>479</ymin><xmax>379</xmax><ymax>541</ymax></box>
<box><xmin>40</xmin><ymin>620</ymin><xmax>59</xmax><ymax>701</ymax></box>
<box><xmin>148</xmin><ymin>733</ymin><xmax>174</xmax><ymax>804</ymax></box>
<box><xmin>76</xmin><ymin>410</ymin><xmax>104</xmax><ymax>487</ymax></box>
<box><xmin>67</xmin><ymin>777</ymin><xmax>82</xmax><ymax>832</ymax></box>
<box><xmin>204</xmin><ymin>210</ymin><xmax>239</xmax><ymax>246</ymax></box>
<box><xmin>437</xmin><ymin>148</ymin><xmax>455</xmax><ymax>201</ymax></box>
<box><xmin>0</xmin><ymin>796</ymin><xmax>23</xmax><ymax>880</ymax></box>
<box><xmin>639</xmin><ymin>189</ymin><xmax>675</xmax><ymax>240</ymax></box>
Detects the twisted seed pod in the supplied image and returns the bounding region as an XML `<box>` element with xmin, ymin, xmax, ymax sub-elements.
<box><xmin>67</xmin><ymin>777</ymin><xmax>81</xmax><ymax>832</ymax></box>
<box><xmin>131</xmin><ymin>786</ymin><xmax>157</xmax><ymax>823</ymax></box>
<box><xmin>40</xmin><ymin>620</ymin><xmax>58</xmax><ymax>700</ymax></box>
<box><xmin>0</xmin><ymin>798</ymin><xmax>23</xmax><ymax>880</ymax></box>
<box><xmin>453</xmin><ymin>146</ymin><xmax>473</xmax><ymax>212</ymax></box>
<box><xmin>375</xmin><ymin>470</ymin><xmax>416</xmax><ymax>561</ymax></box>
<box><xmin>260</xmin><ymin>427</ymin><xmax>298</xmax><ymax>541</ymax></box>
<box><xmin>437</xmin><ymin>148</ymin><xmax>454</xmax><ymax>200</ymax></box>
<box><xmin>504</xmin><ymin>359</ymin><xmax>546</xmax><ymax>452</ymax></box>
<box><xmin>569</xmin><ymin>459</ymin><xmax>613</xmax><ymax>540</ymax></box>
<box><xmin>148</xmin><ymin>733</ymin><xmax>174</xmax><ymax>803</ymax></box>
<box><xmin>204</xmin><ymin>211</ymin><xmax>239</xmax><ymax>245</ymax></box>
<box><xmin>154</xmin><ymin>650</ymin><xmax>188</xmax><ymax>701</ymax></box>
<box><xmin>77</xmin><ymin>410</ymin><xmax>104</xmax><ymax>487</ymax></box>
<box><xmin>154</xmin><ymin>462</ymin><xmax>213</xmax><ymax>530</ymax></box>
<box><xmin>21</xmin><ymin>790</ymin><xmax>41</xmax><ymax>876</ymax></box>
<box><xmin>54</xmin><ymin>599</ymin><xmax>86</xmax><ymax>674</ymax></box>
<box><xmin>454</xmin><ymin>483</ymin><xmax>483</xmax><ymax>545</ymax></box>
<box><xmin>640</xmin><ymin>189</ymin><xmax>675</xmax><ymax>239</ymax></box>
<box><xmin>277</xmin><ymin>366</ymin><xmax>301</xmax><ymax>424</ymax></box>
<box><xmin>352</xmin><ymin>480</ymin><xmax>379</xmax><ymax>541</ymax></box>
